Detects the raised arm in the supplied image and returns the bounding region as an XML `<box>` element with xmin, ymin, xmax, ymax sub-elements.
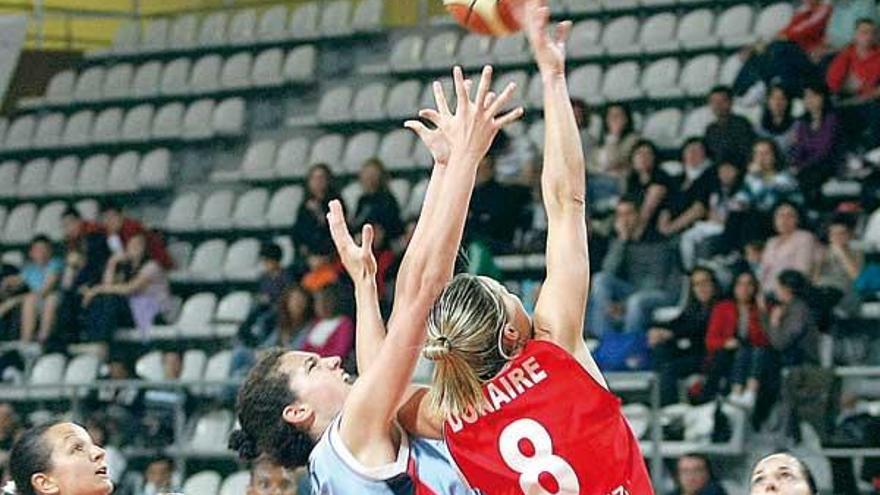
<box><xmin>525</xmin><ymin>0</ymin><xmax>606</xmax><ymax>386</ymax></box>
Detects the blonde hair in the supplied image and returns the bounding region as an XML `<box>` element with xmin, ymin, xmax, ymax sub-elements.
<box><xmin>423</xmin><ymin>274</ymin><xmax>510</xmax><ymax>418</ymax></box>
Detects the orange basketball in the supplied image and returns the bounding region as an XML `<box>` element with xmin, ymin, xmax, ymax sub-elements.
<box><xmin>444</xmin><ymin>0</ymin><xmax>524</xmax><ymax>37</ymax></box>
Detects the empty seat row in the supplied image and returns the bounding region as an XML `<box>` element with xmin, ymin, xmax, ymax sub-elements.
<box><xmin>103</xmin><ymin>0</ymin><xmax>383</xmax><ymax>56</ymax></box>
<box><xmin>165</xmin><ymin>186</ymin><xmax>304</xmax><ymax>233</ymax></box>
<box><xmin>124</xmin><ymin>290</ymin><xmax>253</xmax><ymax>341</ymax></box>
<box><xmin>0</xmin><ymin>200</ymin><xmax>98</xmax><ymax>244</ymax></box>
<box><xmin>0</xmin><ymin>352</ymin><xmax>101</xmax><ymax>401</ymax></box>
<box><xmin>0</xmin><ymin>149</ymin><xmax>170</xmax><ymax>200</ymax></box>
<box><xmin>168</xmin><ymin>238</ymin><xmax>267</xmax><ymax>284</ymax></box>
<box><xmin>180</xmin><ymin>469</ymin><xmax>248</xmax><ymax>495</ymax></box>
<box><xmin>390</xmin><ymin>4</ymin><xmax>793</xmax><ymax>73</ymax></box>
<box><xmin>3</xmin><ymin>98</ymin><xmax>245</xmax><ymax>152</ymax></box>
<box><xmin>41</xmin><ymin>46</ymin><xmax>315</xmax><ymax>107</ymax></box>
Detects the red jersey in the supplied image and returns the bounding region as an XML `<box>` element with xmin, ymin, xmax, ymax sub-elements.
<box><xmin>444</xmin><ymin>340</ymin><xmax>653</xmax><ymax>495</ymax></box>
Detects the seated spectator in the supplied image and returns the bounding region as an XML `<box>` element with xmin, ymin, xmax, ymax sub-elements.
<box><xmin>767</xmin><ymin>270</ymin><xmax>820</xmax><ymax>366</ymax></box>
<box><xmin>247</xmin><ymin>456</ymin><xmax>306</xmax><ymax>495</ymax></box>
<box><xmin>237</xmin><ymin>242</ymin><xmax>292</xmax><ymax>348</ymax></box>
<box><xmin>0</xmin><ymin>259</ymin><xmax>24</xmax><ymax>340</ymax></box>
<box><xmin>825</xmin><ymin>0</ymin><xmax>877</xmax><ymax>52</ymax></box>
<box><xmin>813</xmin><ymin>214</ymin><xmax>863</xmax><ymax>319</ymax></box>
<box><xmin>680</xmin><ymin>161</ymin><xmax>743</xmax><ymax>269</ymax></box>
<box><xmin>100</xmin><ymin>200</ymin><xmax>173</xmax><ymax>270</ymax></box>
<box><xmin>757</xmin><ymin>84</ymin><xmax>798</xmax><ymax>154</ymax></box>
<box><xmin>297</xmin><ymin>284</ymin><xmax>354</xmax><ymax>359</ymax></box>
<box><xmin>492</xmin><ymin>128</ymin><xmax>538</xmax><ymax>184</ymax></box>
<box><xmin>704</xmin><ymin>272</ymin><xmax>771</xmax><ymax>409</ymax></box>
<box><xmin>649</xmin><ymin>267</ymin><xmax>719</xmax><ymax>406</ymax></box>
<box><xmin>0</xmin><ymin>404</ymin><xmax>20</xmax><ymax>470</ymax></box>
<box><xmin>704</xmin><ymin>86</ymin><xmax>756</xmax><ymax>168</ymax></box>
<box><xmin>587</xmin><ymin>200</ymin><xmax>681</xmax><ymax>338</ymax></box>
<box><xmin>658</xmin><ymin>138</ymin><xmax>715</xmax><ymax>238</ymax></box>
<box><xmin>789</xmin><ymin>82</ymin><xmax>842</xmax><ymax>200</ymax></box>
<box><xmin>623</xmin><ymin>140</ymin><xmax>673</xmax><ymax>241</ymax></box>
<box><xmin>140</xmin><ymin>351</ymin><xmax>188</xmax><ymax>447</ymax></box>
<box><xmin>760</xmin><ymin>202</ymin><xmax>819</xmax><ymax>296</ymax></box>
<box><xmin>292</xmin><ymin>164</ymin><xmax>344</xmax><ymax>260</ymax></box>
<box><xmin>572</xmin><ymin>98</ymin><xmax>600</xmax><ymax>149</ymax></box>
<box><xmin>82</xmin><ymin>233</ymin><xmax>173</xmax><ymax>341</ymax></box>
<box><xmin>139</xmin><ymin>457</ymin><xmax>180</xmax><ymax>495</ymax></box>
<box><xmin>588</xmin><ymin>103</ymin><xmax>639</xmax><ymax>203</ymax></box>
<box><xmin>86</xmin><ymin>353</ymin><xmax>141</xmax><ymax>446</ymax></box>
<box><xmin>827</xmin><ymin>18</ymin><xmax>880</xmax><ymax>149</ymax></box>
<box><xmin>17</xmin><ymin>236</ymin><xmax>63</xmax><ymax>344</ymax></box>
<box><xmin>667</xmin><ymin>453</ymin><xmax>728</xmax><ymax>495</ymax></box>
<box><xmin>352</xmin><ymin>158</ymin><xmax>403</xmax><ymax>241</ymax></box>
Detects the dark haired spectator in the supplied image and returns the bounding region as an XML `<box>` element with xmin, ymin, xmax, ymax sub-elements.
<box><xmin>297</xmin><ymin>284</ymin><xmax>354</xmax><ymax>359</ymax></box>
<box><xmin>81</xmin><ymin>233</ymin><xmax>173</xmax><ymax>341</ymax></box>
<box><xmin>649</xmin><ymin>267</ymin><xmax>718</xmax><ymax>406</ymax></box>
<box><xmin>100</xmin><ymin>201</ymin><xmax>174</xmax><ymax>270</ymax></box>
<box><xmin>768</xmin><ymin>270</ymin><xmax>820</xmax><ymax>366</ymax></box>
<box><xmin>680</xmin><ymin>161</ymin><xmax>743</xmax><ymax>269</ymax></box>
<box><xmin>657</xmin><ymin>138</ymin><xmax>715</xmax><ymax>238</ymax></box>
<box><xmin>15</xmin><ymin>236</ymin><xmax>63</xmax><ymax>344</ymax></box>
<box><xmin>138</xmin><ymin>456</ymin><xmax>180</xmax><ymax>495</ymax></box>
<box><xmin>352</xmin><ymin>158</ymin><xmax>403</xmax><ymax>241</ymax></box>
<box><xmin>0</xmin><ymin>259</ymin><xmax>24</xmax><ymax>340</ymax></box>
<box><xmin>826</xmin><ymin>0</ymin><xmax>877</xmax><ymax>51</ymax></box>
<box><xmin>704</xmin><ymin>86</ymin><xmax>756</xmax><ymax>168</ymax></box>
<box><xmin>623</xmin><ymin>139</ymin><xmax>674</xmax><ymax>241</ymax></box>
<box><xmin>0</xmin><ymin>403</ymin><xmax>21</xmax><ymax>471</ymax></box>
<box><xmin>813</xmin><ymin>215</ymin><xmax>863</xmax><ymax>320</ymax></box>
<box><xmin>827</xmin><ymin>18</ymin><xmax>880</xmax><ymax>149</ymax></box>
<box><xmin>667</xmin><ymin>453</ymin><xmax>728</xmax><ymax>495</ymax></box>
<box><xmin>757</xmin><ymin>84</ymin><xmax>798</xmax><ymax>154</ymax></box>
<box><xmin>703</xmin><ymin>271</ymin><xmax>771</xmax><ymax>409</ymax></box>
<box><xmin>237</xmin><ymin>242</ymin><xmax>293</xmax><ymax>348</ymax></box>
<box><xmin>292</xmin><ymin>164</ymin><xmax>344</xmax><ymax>259</ymax></box>
<box><xmin>247</xmin><ymin>456</ymin><xmax>307</xmax><ymax>495</ymax></box>
<box><xmin>588</xmin><ymin>103</ymin><xmax>640</xmax><ymax>203</ymax></box>
<box><xmin>788</xmin><ymin>82</ymin><xmax>841</xmax><ymax>200</ymax></box>
<box><xmin>760</xmin><ymin>203</ymin><xmax>819</xmax><ymax>296</ymax></box>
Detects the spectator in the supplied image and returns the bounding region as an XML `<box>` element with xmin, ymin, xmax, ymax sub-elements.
<box><xmin>767</xmin><ymin>270</ymin><xmax>820</xmax><ymax>366</ymax></box>
<box><xmin>492</xmin><ymin>127</ymin><xmax>538</xmax><ymax>184</ymax></box>
<box><xmin>623</xmin><ymin>140</ymin><xmax>673</xmax><ymax>241</ymax></box>
<box><xmin>0</xmin><ymin>404</ymin><xmax>20</xmax><ymax>470</ymax></box>
<box><xmin>100</xmin><ymin>201</ymin><xmax>173</xmax><ymax>270</ymax></box>
<box><xmin>680</xmin><ymin>161</ymin><xmax>743</xmax><ymax>269</ymax></box>
<box><xmin>571</xmin><ymin>98</ymin><xmax>601</xmax><ymax>147</ymax></box>
<box><xmin>757</xmin><ymin>84</ymin><xmax>798</xmax><ymax>154</ymax></box>
<box><xmin>237</xmin><ymin>242</ymin><xmax>293</xmax><ymax>348</ymax></box>
<box><xmin>0</xmin><ymin>258</ymin><xmax>24</xmax><ymax>340</ymax></box>
<box><xmin>827</xmin><ymin>18</ymin><xmax>880</xmax><ymax>149</ymax></box>
<box><xmin>588</xmin><ymin>103</ymin><xmax>639</xmax><ymax>203</ymax></box>
<box><xmin>649</xmin><ymin>267</ymin><xmax>718</xmax><ymax>406</ymax></box>
<box><xmin>297</xmin><ymin>284</ymin><xmax>354</xmax><ymax>359</ymax></box>
<box><xmin>759</xmin><ymin>202</ymin><xmax>819</xmax><ymax>296</ymax></box>
<box><xmin>139</xmin><ymin>457</ymin><xmax>180</xmax><ymax>495</ymax></box>
<box><xmin>587</xmin><ymin>200</ymin><xmax>681</xmax><ymax>338</ymax></box>
<box><xmin>352</xmin><ymin>158</ymin><xmax>403</xmax><ymax>241</ymax></box>
<box><xmin>292</xmin><ymin>164</ymin><xmax>343</xmax><ymax>259</ymax></box>
<box><xmin>667</xmin><ymin>453</ymin><xmax>728</xmax><ymax>495</ymax></box>
<box><xmin>247</xmin><ymin>456</ymin><xmax>306</xmax><ymax>495</ymax></box>
<box><xmin>140</xmin><ymin>351</ymin><xmax>187</xmax><ymax>447</ymax></box>
<box><xmin>704</xmin><ymin>272</ymin><xmax>771</xmax><ymax>409</ymax></box>
<box><xmin>750</xmin><ymin>452</ymin><xmax>819</xmax><ymax>494</ymax></box>
<box><xmin>17</xmin><ymin>236</ymin><xmax>63</xmax><ymax>344</ymax></box>
<box><xmin>789</xmin><ymin>82</ymin><xmax>841</xmax><ymax>200</ymax></box>
<box><xmin>780</xmin><ymin>0</ymin><xmax>834</xmax><ymax>58</ymax></box>
<box><xmin>813</xmin><ymin>214</ymin><xmax>863</xmax><ymax>318</ymax></box>
<box><xmin>82</xmin><ymin>232</ymin><xmax>173</xmax><ymax>341</ymax></box>
<box><xmin>704</xmin><ymin>86</ymin><xmax>756</xmax><ymax>171</ymax></box>
<box><xmin>658</xmin><ymin>138</ymin><xmax>715</xmax><ymax>238</ymax></box>
<box><xmin>86</xmin><ymin>353</ymin><xmax>142</xmax><ymax>446</ymax></box>
<box><xmin>825</xmin><ymin>0</ymin><xmax>877</xmax><ymax>51</ymax></box>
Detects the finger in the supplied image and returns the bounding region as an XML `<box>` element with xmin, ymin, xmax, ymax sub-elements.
<box><xmin>418</xmin><ymin>108</ymin><xmax>442</xmax><ymax>126</ymax></box>
<box><xmin>361</xmin><ymin>224</ymin><xmax>374</xmax><ymax>253</ymax></box>
<box><xmin>453</xmin><ymin>66</ymin><xmax>468</xmax><ymax>112</ymax></box>
<box><xmin>556</xmin><ymin>20</ymin><xmax>573</xmax><ymax>45</ymax></box>
<box><xmin>493</xmin><ymin>107</ymin><xmax>525</xmax><ymax>128</ymax></box>
<box><xmin>484</xmin><ymin>91</ymin><xmax>497</xmax><ymax>110</ymax></box>
<box><xmin>487</xmin><ymin>81</ymin><xmax>518</xmax><ymax>117</ymax></box>
<box><xmin>432</xmin><ymin>80</ymin><xmax>451</xmax><ymax>116</ymax></box>
<box><xmin>404</xmin><ymin>120</ymin><xmax>431</xmax><ymax>140</ymax></box>
<box><xmin>463</xmin><ymin>78</ymin><xmax>474</xmax><ymax>96</ymax></box>
<box><xmin>326</xmin><ymin>200</ymin><xmax>354</xmax><ymax>249</ymax></box>
<box><xmin>475</xmin><ymin>65</ymin><xmax>493</xmax><ymax>109</ymax></box>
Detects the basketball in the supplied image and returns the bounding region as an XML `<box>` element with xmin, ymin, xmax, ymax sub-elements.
<box><xmin>443</xmin><ymin>0</ymin><xmax>524</xmax><ymax>36</ymax></box>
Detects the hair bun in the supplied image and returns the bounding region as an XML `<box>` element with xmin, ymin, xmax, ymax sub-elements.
<box><xmin>423</xmin><ymin>336</ymin><xmax>452</xmax><ymax>361</ymax></box>
<box><xmin>228</xmin><ymin>429</ymin><xmax>260</xmax><ymax>461</ymax></box>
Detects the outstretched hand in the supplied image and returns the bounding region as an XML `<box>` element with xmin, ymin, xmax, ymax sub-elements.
<box><xmin>327</xmin><ymin>200</ymin><xmax>377</xmax><ymax>284</ymax></box>
<box><xmin>405</xmin><ymin>65</ymin><xmax>524</xmax><ymax>167</ymax></box>
<box><xmin>523</xmin><ymin>0</ymin><xmax>572</xmax><ymax>76</ymax></box>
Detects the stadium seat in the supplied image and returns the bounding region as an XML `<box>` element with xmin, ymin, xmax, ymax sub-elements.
<box><xmin>232</xmin><ymin>188</ymin><xmax>269</xmax><ymax>228</ymax></box>
<box><xmin>214</xmin><ymin>291</ymin><xmax>253</xmax><ymax>332</ymax></box>
<box><xmin>135</xmin><ymin>351</ymin><xmax>164</xmax><ymax>381</ymax></box>
<box><xmin>341</xmin><ymin>182</ymin><xmax>363</xmax><ymax>215</ymax></box>
<box><xmin>0</xmin><ymin>161</ymin><xmax>18</xmax><ymax>198</ymax></box>
<box><xmin>224</xmin><ymin>238</ymin><xmax>261</xmax><ymax>281</ymax></box>
<box><xmin>283</xmin><ymin>45</ymin><xmax>317</xmax><ymax>83</ymax></box>
<box><xmin>240</xmin><ymin>140</ymin><xmax>277</xmax><ymax>181</ymax></box>
<box><xmin>179</xmin><ymin>241</ymin><xmax>227</xmax><ymax>282</ymax></box>
<box><xmin>166</xmin><ymin>192</ymin><xmax>201</xmax><ymax>232</ymax></box>
<box><xmin>681</xmin><ymin>105</ymin><xmax>715</xmax><ymax>139</ymax></box>
<box><xmin>386</xmin><ymin>79</ymin><xmax>422</xmax><ymax>120</ymax></box>
<box><xmin>180</xmin><ymin>349</ymin><xmax>207</xmax><ymax>383</ymax></box>
<box><xmin>493</xmin><ymin>32</ymin><xmax>529</xmax><ymax>65</ymax></box>
<box><xmin>5</xmin><ymin>115</ymin><xmax>36</xmax><ymax>150</ymax></box>
<box><xmin>45</xmin><ymin>70</ymin><xmax>76</xmax><ymax>104</ymax></box>
<box><xmin>275</xmin><ymin>235</ymin><xmax>295</xmax><ymax>267</ymax></box>
<box><xmin>199</xmin><ymin>190</ymin><xmax>235</xmax><ymax>230</ymax></box>
<box><xmin>566</xmin><ymin>0</ymin><xmax>600</xmax><ymax>14</ymax></box>
<box><xmin>47</xmin><ymin>156</ymin><xmax>80</xmax><ymax>196</ymax></box>
<box><xmin>32</xmin><ymin>112</ymin><xmax>64</xmax><ymax>149</ymax></box>
<box><xmin>680</xmin><ymin>54</ymin><xmax>720</xmax><ymax>96</ymax></box>
<box><xmin>457</xmin><ymin>32</ymin><xmax>493</xmax><ymax>69</ymax></box>
<box><xmin>198</xmin><ymin>11</ymin><xmax>229</xmax><ymax>47</ymax></box>
<box><xmin>378</xmin><ymin>128</ymin><xmax>415</xmax><ymax>170</ymax></box>
<box><xmin>642</xmin><ymin>108</ymin><xmax>683</xmax><ymax>149</ymax></box>
<box><xmin>75</xmin><ymin>199</ymin><xmax>98</xmax><ymax>220</ymax></box>
<box><xmin>389</xmin><ymin>35</ymin><xmax>424</xmax><ymax>73</ymax></box>
<box><xmin>602</xmin><ymin>0</ymin><xmax>638</xmax><ymax>12</ymax></box>
<box><xmin>61</xmin><ymin>110</ymin><xmax>94</xmax><ymax>147</ymax></box>
<box><xmin>412</xmin><ymin>139</ymin><xmax>432</xmax><ymax>169</ymax></box>
<box><xmin>289</xmin><ymin>2</ymin><xmax>320</xmax><ymax>40</ymax></box>
<box><xmin>17</xmin><ymin>158</ymin><xmax>50</xmax><ymax>198</ymax></box>
<box><xmin>160</xmin><ymin>57</ymin><xmax>192</xmax><ymax>95</ymax></box>
<box><xmin>34</xmin><ymin>201</ymin><xmax>66</xmax><ymax>240</ymax></box>
<box><xmin>568</xmin><ymin>65</ymin><xmax>603</xmax><ymax>105</ymax></box>
<box><xmin>528</xmin><ymin>119</ymin><xmax>546</xmax><ymax>151</ymax></box>
<box><xmin>213</xmin><ymin>98</ymin><xmax>246</xmax><ymax>136</ymax></box>
<box><xmin>219</xmin><ymin>472</ymin><xmax>250</xmax><ymax>495</ymax></box>
<box><xmin>190</xmin><ymin>54</ymin><xmax>223</xmax><ymax>94</ymax></box>
<box><xmin>73</xmin><ymin>66</ymin><xmax>105</xmax><ymax>102</ymax></box>
<box><xmin>275</xmin><ymin>136</ymin><xmax>310</xmax><ymax>179</ymax></box>
<box><xmin>110</xmin><ymin>20</ymin><xmax>139</xmax><ymax>54</ymax></box>
<box><xmin>732</xmin><ymin>2</ymin><xmax>793</xmax><ymax>45</ymax></box>
<box><xmin>201</xmin><ymin>351</ymin><xmax>232</xmax><ymax>392</ymax></box>
<box><xmin>141</xmin><ymin>18</ymin><xmax>169</xmax><ymax>52</ymax></box>
<box><xmin>676</xmin><ymin>9</ymin><xmax>715</xmax><ymax>50</ymax></box>
<box><xmin>389</xmin><ymin>178</ymin><xmax>411</xmax><ymax>209</ymax></box>
<box><xmin>183</xmin><ymin>99</ymin><xmax>216</xmax><ymax>141</ymax></box>
<box><xmin>92</xmin><ymin>107</ymin><xmax>124</xmax><ymax>144</ymax></box>
<box><xmin>342</xmin><ymin>131</ymin><xmax>380</xmax><ymax>173</ymax></box>
<box><xmin>353</xmin><ymin>0</ymin><xmax>384</xmax><ymax>32</ymax></box>
<box><xmin>320</xmin><ymin>0</ymin><xmax>353</xmax><ymax>37</ymax></box>
<box><xmin>568</xmin><ymin>20</ymin><xmax>602</xmax><ymax>59</ymax></box>
<box><xmin>182</xmin><ymin>471</ymin><xmax>222</xmax><ymax>495</ymax></box>
<box><xmin>138</xmin><ymin>148</ymin><xmax>171</xmax><ymax>188</ymax></box>
<box><xmin>257</xmin><ymin>5</ymin><xmax>288</xmax><ymax>41</ymax></box>
<box><xmin>602</xmin><ymin>62</ymin><xmax>641</xmax><ymax>101</ymax></box>
<box><xmin>169</xmin><ymin>14</ymin><xmax>198</xmax><ymax>49</ymax></box>
<box><xmin>28</xmin><ymin>353</ymin><xmax>67</xmax><ymax>400</ymax></box>
<box><xmin>266</xmin><ymin>186</ymin><xmax>304</xmax><ymax>227</ymax></box>
<box><xmin>419</xmin><ymin>76</ymin><xmax>453</xmax><ymax>112</ymax></box>
<box><xmin>603</xmin><ymin>16</ymin><xmax>639</xmax><ymax>56</ymax></box>
<box><xmin>640</xmin><ymin>13</ymin><xmax>678</xmax><ymax>54</ymax></box>
<box><xmin>405</xmin><ymin>178</ymin><xmax>429</xmax><ymax>219</ymax></box>
<box><xmin>309</xmin><ymin>133</ymin><xmax>345</xmax><ymax>168</ymax></box>
<box><xmin>189</xmin><ymin>411</ymin><xmax>234</xmax><ymax>452</ymax></box>
<box><xmin>3</xmin><ymin>203</ymin><xmax>36</xmax><ymax>243</ymax></box>
<box><xmin>228</xmin><ymin>8</ymin><xmax>257</xmax><ymax>45</ymax></box>
<box><xmin>121</xmin><ymin>104</ymin><xmax>154</xmax><ymax>142</ymax></box>
<box><xmin>641</xmin><ymin>58</ymin><xmax>681</xmax><ymax>98</ymax></box>
<box><xmin>76</xmin><ymin>154</ymin><xmax>111</xmax><ymax>195</ymax></box>
<box><xmin>151</xmin><ymin>102</ymin><xmax>185</xmax><ymax>140</ymax></box>
<box><xmin>353</xmin><ymin>82</ymin><xmax>388</xmax><ymax>122</ymax></box>
<box><xmin>221</xmin><ymin>52</ymin><xmax>253</xmax><ymax>90</ymax></box>
<box><xmin>423</xmin><ymin>31</ymin><xmax>459</xmax><ymax>71</ymax></box>
<box><xmin>717</xmin><ymin>5</ymin><xmax>754</xmax><ymax>48</ymax></box>
<box><xmin>492</xmin><ymin>70</ymin><xmax>529</xmax><ymax>110</ymax></box>
<box><xmin>131</xmin><ymin>61</ymin><xmax>162</xmax><ymax>99</ymax></box>
<box><xmin>252</xmin><ymin>48</ymin><xmax>284</xmax><ymax>87</ymax></box>
<box><xmin>63</xmin><ymin>353</ymin><xmax>100</xmax><ymax>397</ymax></box>
<box><xmin>107</xmin><ymin>151</ymin><xmax>140</xmax><ymax>193</ymax></box>
<box><xmin>167</xmin><ymin>241</ymin><xmax>192</xmax><ymax>272</ymax></box>
<box><xmin>720</xmin><ymin>53</ymin><xmax>743</xmax><ymax>86</ymax></box>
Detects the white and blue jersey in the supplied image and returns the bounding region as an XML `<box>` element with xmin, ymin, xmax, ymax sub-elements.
<box><xmin>308</xmin><ymin>416</ymin><xmax>476</xmax><ymax>495</ymax></box>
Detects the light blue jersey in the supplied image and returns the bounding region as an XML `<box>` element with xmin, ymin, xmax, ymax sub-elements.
<box><xmin>308</xmin><ymin>416</ymin><xmax>477</xmax><ymax>495</ymax></box>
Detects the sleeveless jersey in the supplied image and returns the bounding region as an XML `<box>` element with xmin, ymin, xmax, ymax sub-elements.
<box><xmin>443</xmin><ymin>340</ymin><xmax>654</xmax><ymax>495</ymax></box>
<box><xmin>309</xmin><ymin>416</ymin><xmax>477</xmax><ymax>495</ymax></box>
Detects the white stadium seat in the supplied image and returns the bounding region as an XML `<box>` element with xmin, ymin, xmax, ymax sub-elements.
<box><xmin>568</xmin><ymin>65</ymin><xmax>603</xmax><ymax>105</ymax></box>
<box><xmin>179</xmin><ymin>241</ymin><xmax>227</xmax><ymax>282</ymax></box>
<box><xmin>73</xmin><ymin>66</ymin><xmax>105</xmax><ymax>102</ymax></box>
<box><xmin>160</xmin><ymin>57</ymin><xmax>192</xmax><ymax>96</ymax></box>
<box><xmin>283</xmin><ymin>45</ymin><xmax>317</xmax><ymax>83</ymax></box>
<box><xmin>0</xmin><ymin>161</ymin><xmax>18</xmax><ymax>198</ymax></box>
<box><xmin>240</xmin><ymin>140</ymin><xmax>277</xmax><ymax>181</ymax></box>
<box><xmin>111</xmin><ymin>20</ymin><xmax>139</xmax><ymax>54</ymax></box>
<box><xmin>169</xmin><ymin>14</ymin><xmax>198</xmax><ymax>49</ymax></box>
<box><xmin>353</xmin><ymin>0</ymin><xmax>383</xmax><ymax>32</ymax></box>
<box><xmin>17</xmin><ymin>158</ymin><xmax>50</xmax><ymax>198</ymax></box>
<box><xmin>3</xmin><ymin>203</ymin><xmax>36</xmax><ymax>243</ymax></box>
<box><xmin>166</xmin><ymin>192</ymin><xmax>201</xmax><ymax>232</ymax></box>
<box><xmin>47</xmin><ymin>156</ymin><xmax>80</xmax><ymax>196</ymax></box>
<box><xmin>32</xmin><ymin>112</ymin><xmax>64</xmax><ymax>149</ymax></box>
<box><xmin>309</xmin><ymin>133</ymin><xmax>345</xmax><ymax>168</ymax></box>
<box><xmin>680</xmin><ymin>54</ymin><xmax>720</xmax><ymax>96</ymax></box>
<box><xmin>141</xmin><ymin>18</ymin><xmax>169</xmax><ymax>52</ymax></box>
<box><xmin>77</xmin><ymin>154</ymin><xmax>111</xmax><ymax>195</ymax></box>
<box><xmin>29</xmin><ymin>353</ymin><xmax>67</xmax><ymax>400</ymax></box>
<box><xmin>275</xmin><ymin>136</ymin><xmax>310</xmax><ymax>179</ymax></box>
<box><xmin>677</xmin><ymin>9</ymin><xmax>716</xmax><ymax>50</ymax></box>
<box><xmin>215</xmin><ymin>291</ymin><xmax>253</xmax><ymax>325</ymax></box>
<box><xmin>232</xmin><ymin>188</ymin><xmax>269</xmax><ymax>228</ymax></box>
<box><xmin>228</xmin><ymin>8</ymin><xmax>257</xmax><ymax>44</ymax></box>
<box><xmin>641</xmin><ymin>58</ymin><xmax>681</xmax><ymax>98</ymax></box>
<box><xmin>258</xmin><ymin>5</ymin><xmax>288</xmax><ymax>41</ymax></box>
<box><xmin>199</xmin><ymin>190</ymin><xmax>235</xmax><ymax>230</ymax></box>
<box><xmin>182</xmin><ymin>99</ymin><xmax>216</xmax><ymax>141</ymax></box>
<box><xmin>353</xmin><ymin>82</ymin><xmax>388</xmax><ymax>122</ymax></box>
<box><xmin>642</xmin><ymin>108</ymin><xmax>683</xmax><ymax>149</ymax></box>
<box><xmin>423</xmin><ymin>31</ymin><xmax>459</xmax><ymax>71</ymax></box>
<box><xmin>641</xmin><ymin>13</ymin><xmax>678</xmax><ymax>54</ymax></box>
<box><xmin>568</xmin><ymin>20</ymin><xmax>603</xmax><ymax>59</ymax></box>
<box><xmin>320</xmin><ymin>0</ymin><xmax>353</xmax><ymax>37</ymax></box>
<box><xmin>121</xmin><ymin>104</ymin><xmax>154</xmax><ymax>142</ymax></box>
<box><xmin>389</xmin><ymin>35</ymin><xmax>424</xmax><ymax>73</ymax></box>
<box><xmin>457</xmin><ymin>32</ymin><xmax>492</xmax><ymax>69</ymax></box>
<box><xmin>252</xmin><ymin>48</ymin><xmax>284</xmax><ymax>87</ymax></box>
<box><xmin>34</xmin><ymin>201</ymin><xmax>66</xmax><ymax>241</ymax></box>
<box><xmin>603</xmin><ymin>16</ymin><xmax>639</xmax><ymax>55</ymax></box>
<box><xmin>602</xmin><ymin>62</ymin><xmax>641</xmax><ymax>101</ymax></box>
<box><xmin>342</xmin><ymin>131</ymin><xmax>380</xmax><ymax>173</ymax></box>
<box><xmin>138</xmin><ymin>148</ymin><xmax>171</xmax><ymax>188</ymax></box>
<box><xmin>681</xmin><ymin>105</ymin><xmax>715</xmax><ymax>139</ymax></box>
<box><xmin>378</xmin><ymin>129</ymin><xmax>415</xmax><ymax>171</ymax></box>
<box><xmin>266</xmin><ymin>186</ymin><xmax>304</xmax><ymax>227</ymax></box>
<box><xmin>389</xmin><ymin>178</ymin><xmax>411</xmax><ymax>209</ymax></box>
<box><xmin>220</xmin><ymin>52</ymin><xmax>253</xmax><ymax>89</ymax></box>
<box><xmin>131</xmin><ymin>61</ymin><xmax>162</xmax><ymax>99</ymax></box>
<box><xmin>189</xmin><ymin>411</ymin><xmax>233</xmax><ymax>452</ymax></box>
<box><xmin>46</xmin><ymin>70</ymin><xmax>76</xmax><ymax>104</ymax></box>
<box><xmin>220</xmin><ymin>472</ymin><xmax>250</xmax><ymax>495</ymax></box>
<box><xmin>386</xmin><ymin>79</ymin><xmax>422</xmax><ymax>120</ymax></box>
<box><xmin>190</xmin><ymin>54</ymin><xmax>223</xmax><ymax>94</ymax></box>
<box><xmin>107</xmin><ymin>151</ymin><xmax>140</xmax><ymax>193</ymax></box>
<box><xmin>63</xmin><ymin>353</ymin><xmax>100</xmax><ymax>396</ymax></box>
<box><xmin>92</xmin><ymin>107</ymin><xmax>124</xmax><ymax>144</ymax></box>
<box><xmin>717</xmin><ymin>5</ymin><xmax>754</xmax><ymax>47</ymax></box>
<box><xmin>341</xmin><ymin>182</ymin><xmax>363</xmax><ymax>215</ymax></box>
<box><xmin>152</xmin><ymin>102</ymin><xmax>185</xmax><ymax>140</ymax></box>
<box><xmin>182</xmin><ymin>471</ymin><xmax>222</xmax><ymax>495</ymax></box>
<box><xmin>223</xmin><ymin>238</ymin><xmax>261</xmax><ymax>281</ymax></box>
<box><xmin>720</xmin><ymin>53</ymin><xmax>744</xmax><ymax>86</ymax></box>
<box><xmin>213</xmin><ymin>98</ymin><xmax>246</xmax><ymax>136</ymax></box>
<box><xmin>289</xmin><ymin>2</ymin><xmax>320</xmax><ymax>40</ymax></box>
<box><xmin>61</xmin><ymin>110</ymin><xmax>94</xmax><ymax>147</ymax></box>
<box><xmin>180</xmin><ymin>349</ymin><xmax>207</xmax><ymax>382</ymax></box>
<box><xmin>493</xmin><ymin>32</ymin><xmax>529</xmax><ymax>65</ymax></box>
<box><xmin>201</xmin><ymin>350</ymin><xmax>232</xmax><ymax>385</ymax></box>
<box><xmin>198</xmin><ymin>11</ymin><xmax>229</xmax><ymax>47</ymax></box>
<box><xmin>135</xmin><ymin>351</ymin><xmax>164</xmax><ymax>381</ymax></box>
<box><xmin>5</xmin><ymin>115</ymin><xmax>36</xmax><ymax>150</ymax></box>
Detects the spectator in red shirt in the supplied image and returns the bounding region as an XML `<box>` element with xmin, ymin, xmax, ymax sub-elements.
<box><xmin>100</xmin><ymin>201</ymin><xmax>174</xmax><ymax>270</ymax></box>
<box><xmin>827</xmin><ymin>18</ymin><xmax>880</xmax><ymax>148</ymax></box>
<box><xmin>781</xmin><ymin>0</ymin><xmax>835</xmax><ymax>56</ymax></box>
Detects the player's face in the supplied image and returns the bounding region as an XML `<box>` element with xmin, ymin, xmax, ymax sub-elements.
<box><xmin>750</xmin><ymin>454</ymin><xmax>813</xmax><ymax>495</ymax></box>
<box><xmin>40</xmin><ymin>423</ymin><xmax>113</xmax><ymax>495</ymax></box>
<box><xmin>247</xmin><ymin>461</ymin><xmax>300</xmax><ymax>495</ymax></box>
<box><xmin>280</xmin><ymin>351</ymin><xmax>352</xmax><ymax>420</ymax></box>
